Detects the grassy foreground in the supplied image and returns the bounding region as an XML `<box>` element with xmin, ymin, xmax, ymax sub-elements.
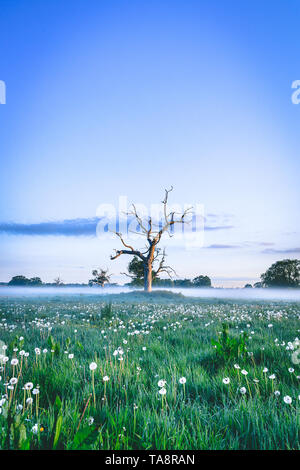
<box><xmin>0</xmin><ymin>291</ymin><xmax>299</xmax><ymax>450</ymax></box>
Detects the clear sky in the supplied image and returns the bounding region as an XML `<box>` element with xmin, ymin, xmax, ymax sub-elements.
<box><xmin>0</xmin><ymin>0</ymin><xmax>299</xmax><ymax>286</ymax></box>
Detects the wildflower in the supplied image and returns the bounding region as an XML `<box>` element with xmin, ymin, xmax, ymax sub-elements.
<box><xmin>274</xmin><ymin>390</ymin><xmax>280</xmax><ymax>396</ymax></box>
<box><xmin>158</xmin><ymin>379</ymin><xmax>166</xmax><ymax>388</ymax></box>
<box><xmin>11</xmin><ymin>358</ymin><xmax>18</xmax><ymax>366</ymax></box>
<box><xmin>283</xmin><ymin>395</ymin><xmax>292</xmax><ymax>404</ymax></box>
<box><xmin>269</xmin><ymin>374</ymin><xmax>276</xmax><ymax>380</ymax></box>
<box><xmin>179</xmin><ymin>377</ymin><xmax>187</xmax><ymax>384</ymax></box>
<box><xmin>87</xmin><ymin>417</ymin><xmax>94</xmax><ymax>426</ymax></box>
<box><xmin>9</xmin><ymin>377</ymin><xmax>18</xmax><ymax>385</ymax></box>
<box><xmin>31</xmin><ymin>424</ymin><xmax>38</xmax><ymax>434</ymax></box>
<box><xmin>159</xmin><ymin>387</ymin><xmax>166</xmax><ymax>395</ymax></box>
<box><xmin>288</xmin><ymin>368</ymin><xmax>294</xmax><ymax>373</ymax></box>
<box><xmin>89</xmin><ymin>362</ymin><xmax>97</xmax><ymax>371</ymax></box>
<box><xmin>26</xmin><ymin>398</ymin><xmax>33</xmax><ymax>405</ymax></box>
<box><xmin>68</xmin><ymin>354</ymin><xmax>74</xmax><ymax>359</ymax></box>
<box><xmin>240</xmin><ymin>387</ymin><xmax>247</xmax><ymax>394</ymax></box>
<box><xmin>32</xmin><ymin>388</ymin><xmax>39</xmax><ymax>395</ymax></box>
<box><xmin>263</xmin><ymin>367</ymin><xmax>268</xmax><ymax>373</ymax></box>
<box><xmin>24</xmin><ymin>382</ymin><xmax>33</xmax><ymax>390</ymax></box>
<box><xmin>234</xmin><ymin>364</ymin><xmax>240</xmax><ymax>369</ymax></box>
<box><xmin>34</xmin><ymin>348</ymin><xmax>41</xmax><ymax>355</ymax></box>
<box><xmin>222</xmin><ymin>377</ymin><xmax>230</xmax><ymax>385</ymax></box>
<box><xmin>103</xmin><ymin>376</ymin><xmax>110</xmax><ymax>382</ymax></box>
<box><xmin>241</xmin><ymin>369</ymin><xmax>248</xmax><ymax>376</ymax></box>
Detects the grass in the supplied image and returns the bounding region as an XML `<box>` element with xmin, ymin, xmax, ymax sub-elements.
<box><xmin>0</xmin><ymin>294</ymin><xmax>299</xmax><ymax>450</ymax></box>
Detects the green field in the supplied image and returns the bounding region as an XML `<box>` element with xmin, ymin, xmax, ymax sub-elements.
<box><xmin>0</xmin><ymin>291</ymin><xmax>299</xmax><ymax>450</ymax></box>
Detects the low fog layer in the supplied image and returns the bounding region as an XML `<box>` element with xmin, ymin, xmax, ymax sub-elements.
<box><xmin>0</xmin><ymin>286</ymin><xmax>300</xmax><ymax>302</ymax></box>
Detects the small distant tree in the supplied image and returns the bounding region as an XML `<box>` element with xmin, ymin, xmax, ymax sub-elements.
<box><xmin>193</xmin><ymin>275</ymin><xmax>211</xmax><ymax>287</ymax></box>
<box><xmin>244</xmin><ymin>283</ymin><xmax>253</xmax><ymax>288</ymax></box>
<box><xmin>261</xmin><ymin>259</ymin><xmax>300</xmax><ymax>288</ymax></box>
<box><xmin>254</xmin><ymin>282</ymin><xmax>262</xmax><ymax>288</ymax></box>
<box><xmin>29</xmin><ymin>277</ymin><xmax>42</xmax><ymax>286</ymax></box>
<box><xmin>89</xmin><ymin>268</ymin><xmax>111</xmax><ymax>287</ymax></box>
<box><xmin>54</xmin><ymin>276</ymin><xmax>64</xmax><ymax>286</ymax></box>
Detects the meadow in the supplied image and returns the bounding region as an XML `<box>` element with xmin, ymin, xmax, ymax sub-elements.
<box><xmin>0</xmin><ymin>291</ymin><xmax>299</xmax><ymax>450</ymax></box>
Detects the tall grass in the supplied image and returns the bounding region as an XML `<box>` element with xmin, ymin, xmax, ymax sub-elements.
<box><xmin>0</xmin><ymin>296</ymin><xmax>299</xmax><ymax>449</ymax></box>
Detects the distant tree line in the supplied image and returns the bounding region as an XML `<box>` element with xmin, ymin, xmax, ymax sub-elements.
<box><xmin>3</xmin><ymin>259</ymin><xmax>299</xmax><ymax>289</ymax></box>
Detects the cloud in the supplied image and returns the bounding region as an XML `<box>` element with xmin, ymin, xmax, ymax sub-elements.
<box><xmin>0</xmin><ymin>217</ymin><xmax>235</xmax><ymax>237</ymax></box>
<box><xmin>0</xmin><ymin>218</ymin><xmax>100</xmax><ymax>236</ymax></box>
<box><xmin>204</xmin><ymin>225</ymin><xmax>234</xmax><ymax>231</ymax></box>
<box><xmin>262</xmin><ymin>247</ymin><xmax>300</xmax><ymax>254</ymax></box>
<box><xmin>206</xmin><ymin>244</ymin><xmax>240</xmax><ymax>249</ymax></box>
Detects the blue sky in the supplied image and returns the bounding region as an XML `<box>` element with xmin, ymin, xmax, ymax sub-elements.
<box><xmin>0</xmin><ymin>0</ymin><xmax>299</xmax><ymax>286</ymax></box>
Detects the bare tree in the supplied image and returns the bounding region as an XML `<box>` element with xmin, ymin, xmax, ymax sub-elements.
<box><xmin>111</xmin><ymin>187</ymin><xmax>192</xmax><ymax>292</ymax></box>
<box><xmin>54</xmin><ymin>276</ymin><xmax>63</xmax><ymax>286</ymax></box>
<box><xmin>89</xmin><ymin>268</ymin><xmax>111</xmax><ymax>287</ymax></box>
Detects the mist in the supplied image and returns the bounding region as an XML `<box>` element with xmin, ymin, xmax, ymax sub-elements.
<box><xmin>0</xmin><ymin>286</ymin><xmax>300</xmax><ymax>302</ymax></box>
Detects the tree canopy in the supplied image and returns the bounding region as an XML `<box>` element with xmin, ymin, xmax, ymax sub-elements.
<box><xmin>261</xmin><ymin>259</ymin><xmax>300</xmax><ymax>288</ymax></box>
<box><xmin>8</xmin><ymin>275</ymin><xmax>42</xmax><ymax>286</ymax></box>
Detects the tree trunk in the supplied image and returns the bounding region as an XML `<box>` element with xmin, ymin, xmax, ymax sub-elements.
<box><xmin>144</xmin><ymin>264</ymin><xmax>152</xmax><ymax>292</ymax></box>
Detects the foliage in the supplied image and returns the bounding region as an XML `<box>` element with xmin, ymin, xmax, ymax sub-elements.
<box><xmin>8</xmin><ymin>275</ymin><xmax>42</xmax><ymax>286</ymax></box>
<box><xmin>193</xmin><ymin>275</ymin><xmax>211</xmax><ymax>287</ymax></box>
<box><xmin>89</xmin><ymin>268</ymin><xmax>111</xmax><ymax>287</ymax></box>
<box><xmin>261</xmin><ymin>259</ymin><xmax>300</xmax><ymax>288</ymax></box>
<box><xmin>211</xmin><ymin>323</ymin><xmax>248</xmax><ymax>361</ymax></box>
<box><xmin>0</xmin><ymin>297</ymin><xmax>299</xmax><ymax>450</ymax></box>
<box><xmin>101</xmin><ymin>302</ymin><xmax>113</xmax><ymax>321</ymax></box>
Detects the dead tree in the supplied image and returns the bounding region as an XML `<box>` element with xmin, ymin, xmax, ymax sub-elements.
<box><xmin>110</xmin><ymin>187</ymin><xmax>192</xmax><ymax>292</ymax></box>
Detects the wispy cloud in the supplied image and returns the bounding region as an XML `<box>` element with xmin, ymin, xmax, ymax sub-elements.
<box><xmin>262</xmin><ymin>247</ymin><xmax>300</xmax><ymax>254</ymax></box>
<box><xmin>0</xmin><ymin>218</ymin><xmax>99</xmax><ymax>236</ymax></box>
<box><xmin>206</xmin><ymin>244</ymin><xmax>240</xmax><ymax>249</ymax></box>
<box><xmin>205</xmin><ymin>225</ymin><xmax>234</xmax><ymax>231</ymax></box>
<box><xmin>0</xmin><ymin>217</ymin><xmax>235</xmax><ymax>237</ymax></box>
